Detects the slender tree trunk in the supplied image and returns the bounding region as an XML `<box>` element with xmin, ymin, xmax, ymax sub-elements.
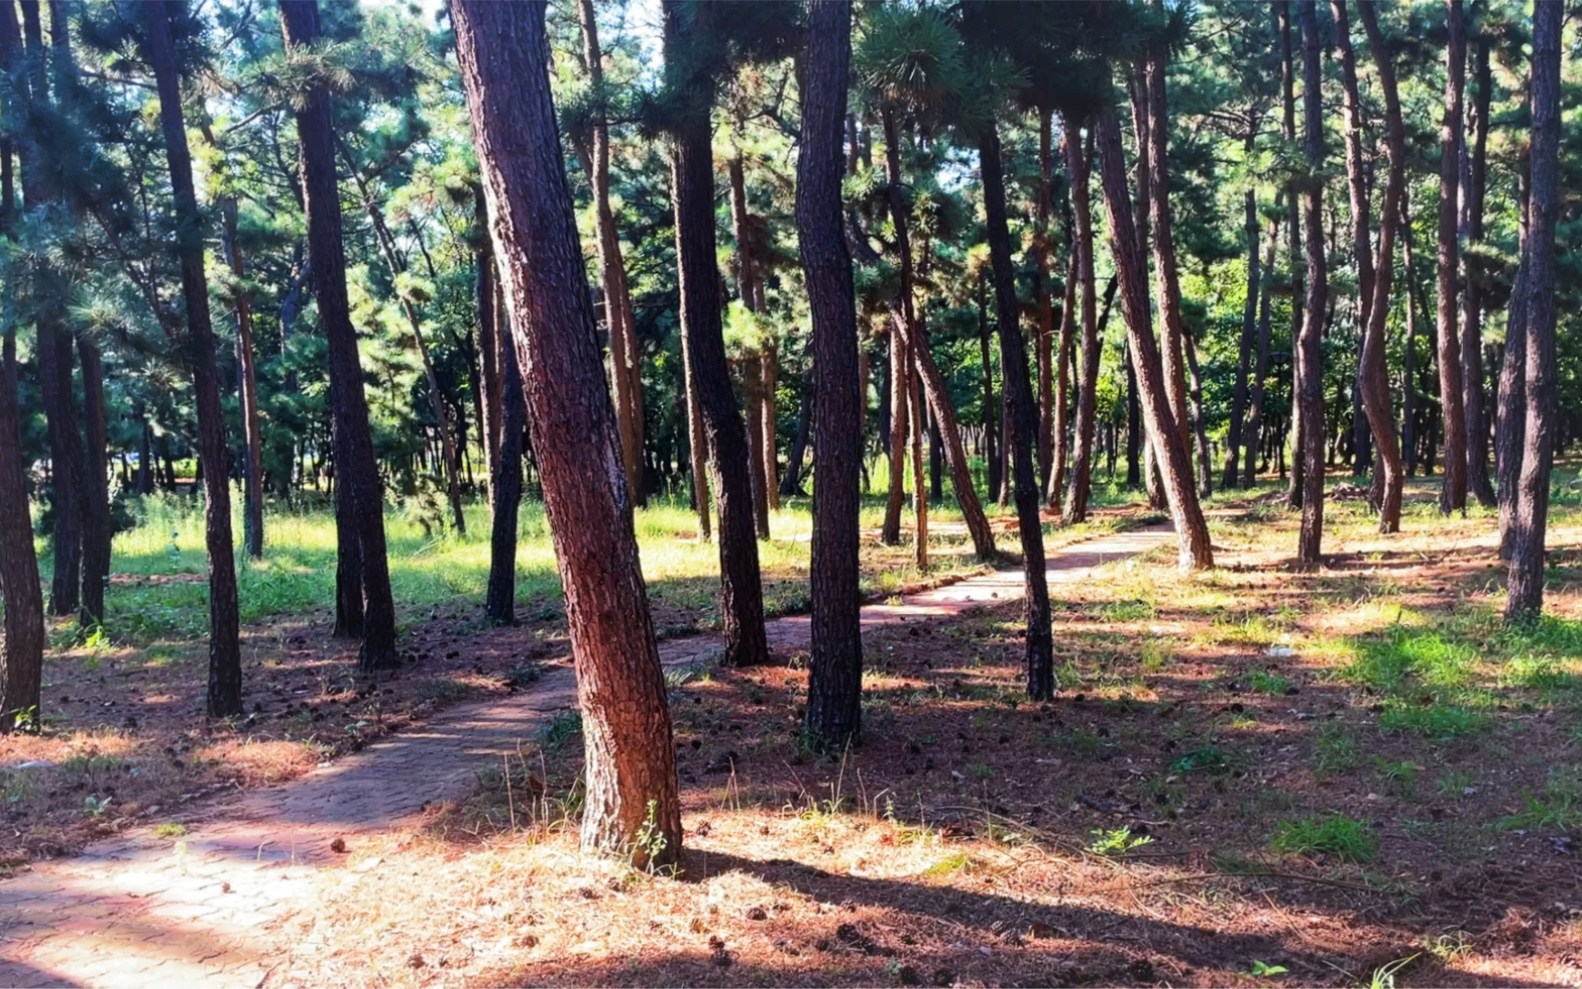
<box><xmin>577</xmin><ymin>0</ymin><xmax>645</xmax><ymax>504</ymax></box>
<box><xmin>1225</xmin><ymin>180</ymin><xmax>1258</xmax><ymax>490</ymax></box>
<box><xmin>1463</xmin><ymin>33</ymin><xmax>1496</xmax><ymax>507</ymax></box>
<box><xmin>1094</xmin><ymin>104</ymin><xmax>1214</xmax><ymax>570</ymax></box>
<box><xmin>882</xmin><ymin>331</ymin><xmax>908</xmax><ymax>544</ymax></box>
<box><xmin>683</xmin><ymin>341</ymin><xmax>711</xmax><ymax>540</ymax></box>
<box><xmin>1064</xmin><ymin>125</ymin><xmax>1101</xmax><ymax>524</ymax></box>
<box><xmin>980</xmin><ymin>126</ymin><xmax>1055</xmax><ymax>700</ymax></box>
<box><xmin>664</xmin><ymin>0</ymin><xmax>767</xmax><ymax>667</ymax></box>
<box><xmin>454</xmin><ymin>0</ymin><xmax>681</xmax><ymax>864</ymax></box>
<box><xmin>1436</xmin><ymin>0</ymin><xmax>1468</xmax><ymax>514</ymax></box>
<box><xmin>1505</xmin><ymin>0</ymin><xmax>1560</xmax><ymax>622</ymax></box>
<box><xmin>977</xmin><ymin>275</ymin><xmax>1000</xmax><ymax>503</ymax></box>
<box><xmin>1035</xmin><ymin>108</ymin><xmax>1055</xmax><ymax>493</ymax></box>
<box><xmin>1278</xmin><ymin>0</ymin><xmax>1305</xmax><ymax>511</ymax></box>
<box><xmin>1184</xmin><ymin>334</ymin><xmax>1212</xmax><ymax>500</ymax></box>
<box><xmin>1243</xmin><ymin>204</ymin><xmax>1278</xmax><ymax>488</ymax></box>
<box><xmin>485</xmin><ymin>283</ymin><xmax>525</xmax><ymax>626</ymax></box>
<box><xmin>1497</xmin><ymin>171</ymin><xmax>1530</xmax><ymax>560</ymax></box>
<box><xmin>1294</xmin><ymin>0</ymin><xmax>1327</xmax><ymax>564</ymax></box>
<box><xmin>908</xmin><ymin>347</ymin><xmax>928</xmax><ymax>570</ymax></box>
<box><xmin>1049</xmin><ymin>247</ymin><xmax>1075</xmax><ymax>511</ymax></box>
<box><xmin>218</xmin><ymin>197</ymin><xmax>266</xmax><ymax>557</ymax></box>
<box><xmin>761</xmin><ymin>338</ymin><xmax>778</xmax><ymax>512</ymax></box>
<box><xmin>280</xmin><ymin>0</ymin><xmax>398</xmax><ymax>671</ymax></box>
<box><xmin>1401</xmin><ymin>192</ymin><xmax>1421</xmax><ymax>478</ymax></box>
<box><xmin>728</xmin><ymin>152</ymin><xmax>771</xmax><ymax>539</ymax></box>
<box><xmin>1145</xmin><ymin>19</ymin><xmax>1192</xmax><ymax>468</ymax></box>
<box><xmin>475</xmin><ymin>185</ymin><xmax>502</xmax><ymax>490</ymax></box>
<box><xmin>77</xmin><ymin>337</ymin><xmax>109</xmax><ymax>626</ymax></box>
<box><xmin>147</xmin><ymin>0</ymin><xmax>243</xmax><ymax>716</ymax></box>
<box><xmin>780</xmin><ymin>366</ymin><xmax>812</xmax><ymax>497</ymax></box>
<box><xmin>1355</xmin><ymin>0</ymin><xmax>1407</xmax><ymax>532</ymax></box>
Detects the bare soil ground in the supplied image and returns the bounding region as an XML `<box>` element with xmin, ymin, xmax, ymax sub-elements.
<box><xmin>260</xmin><ymin>486</ymin><xmax>1582</xmax><ymax>988</ymax></box>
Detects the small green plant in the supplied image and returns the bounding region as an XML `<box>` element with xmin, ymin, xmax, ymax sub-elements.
<box><xmin>1495</xmin><ymin>773</ymin><xmax>1582</xmax><ymax>831</ymax></box>
<box><xmin>922</xmin><ymin>850</ymin><xmax>974</xmax><ymax>875</ymax></box>
<box><xmin>1247</xmin><ymin>959</ymin><xmax>1288</xmax><ymax>978</ymax></box>
<box><xmin>1314</xmin><ymin>725</ymin><xmax>1359</xmax><ymax>776</ymax></box>
<box><xmin>1426</xmin><ymin>931</ymin><xmax>1472</xmax><ymax>963</ymax></box>
<box><xmin>1367</xmin><ymin>953</ymin><xmax>1419</xmax><ymax>989</ymax></box>
<box><xmin>539</xmin><ymin>711</ymin><xmax>583</xmax><ymax>754</ymax></box>
<box><xmin>84</xmin><ymin>795</ymin><xmax>113</xmax><ymax>819</ymax></box>
<box><xmin>1269</xmin><ymin>813</ymin><xmax>1377</xmax><ymax>863</ymax></box>
<box><xmin>1170</xmin><ymin>744</ymin><xmax>1239</xmax><ymax>775</ymax></box>
<box><xmin>1087</xmin><ymin>826</ymin><xmax>1154</xmax><ymax>857</ymax></box>
<box><xmin>630</xmin><ymin>800</ymin><xmax>670</xmax><ymax>871</ymax></box>
<box><xmin>155</xmin><ymin>822</ymin><xmax>188</xmax><ymax>839</ymax></box>
<box><xmin>1378</xmin><ymin>702</ymin><xmax>1485</xmax><ymax>741</ymax></box>
<box><xmin>1373</xmin><ymin>757</ymin><xmax>1423</xmax><ymax>799</ymax></box>
<box><xmin>1247</xmin><ymin>669</ymin><xmax>1291</xmax><ymax>695</ymax></box>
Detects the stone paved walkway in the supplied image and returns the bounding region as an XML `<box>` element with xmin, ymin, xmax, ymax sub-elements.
<box><xmin>0</xmin><ymin>525</ymin><xmax>1170</xmax><ymax>988</ymax></box>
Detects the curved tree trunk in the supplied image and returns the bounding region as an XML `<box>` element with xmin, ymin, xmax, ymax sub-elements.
<box><xmin>1094</xmin><ymin>103</ymin><xmax>1213</xmax><ymax>570</ymax></box>
<box><xmin>1354</xmin><ymin>0</ymin><xmax>1407</xmax><ymax>532</ymax></box>
<box><xmin>979</xmin><ymin>125</ymin><xmax>1055</xmax><ymax>700</ymax></box>
<box><xmin>799</xmin><ymin>0</ymin><xmax>863</xmax><ymax>751</ymax></box>
<box><xmin>146</xmin><ymin>0</ymin><xmax>244</xmax><ymax>716</ymax></box>
<box><xmin>1435</xmin><ymin>0</ymin><xmax>1468</xmax><ymax>514</ymax></box>
<box><xmin>664</xmin><ymin>0</ymin><xmax>767</xmax><ymax>668</ymax></box>
<box><xmin>454</xmin><ymin>0</ymin><xmax>681</xmax><ymax>865</ymax></box>
<box><xmin>280</xmin><ymin>0</ymin><xmax>399</xmax><ymax>672</ymax></box>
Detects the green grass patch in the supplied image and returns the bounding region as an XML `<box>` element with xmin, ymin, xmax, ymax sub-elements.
<box><xmin>1269</xmin><ymin>813</ymin><xmax>1378</xmax><ymax>862</ymax></box>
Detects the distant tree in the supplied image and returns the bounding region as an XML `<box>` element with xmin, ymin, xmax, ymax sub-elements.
<box><xmin>1293</xmin><ymin>0</ymin><xmax>1326</xmax><ymax>564</ymax></box>
<box><xmin>1435</xmin><ymin>0</ymin><xmax>1468</xmax><ymax>515</ymax></box>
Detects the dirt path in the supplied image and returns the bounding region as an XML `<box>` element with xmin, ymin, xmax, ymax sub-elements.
<box><xmin>0</xmin><ymin>525</ymin><xmax>1171</xmax><ymax>989</ymax></box>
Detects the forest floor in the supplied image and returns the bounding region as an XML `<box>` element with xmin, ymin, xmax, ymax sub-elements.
<box><xmin>5</xmin><ymin>477</ymin><xmax>1582</xmax><ymax>988</ymax></box>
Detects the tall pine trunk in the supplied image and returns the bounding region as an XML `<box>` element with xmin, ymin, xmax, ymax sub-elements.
<box><xmin>454</xmin><ymin>0</ymin><xmax>681</xmax><ymax>865</ymax></box>
<box><xmin>980</xmin><ymin>126</ymin><xmax>1055</xmax><ymax>700</ymax></box>
<box><xmin>1463</xmin><ymin>34</ymin><xmax>1496</xmax><ymax>508</ymax></box>
<box><xmin>485</xmin><ymin>281</ymin><xmax>526</xmax><ymax>626</ymax></box>
<box><xmin>1294</xmin><ymin>0</ymin><xmax>1327</xmax><ymax>564</ymax></box>
<box><xmin>664</xmin><ymin>0</ymin><xmax>767</xmax><ymax>667</ymax></box>
<box><xmin>146</xmin><ymin>0</ymin><xmax>243</xmax><ymax>716</ymax></box>
<box><xmin>1435</xmin><ymin>0</ymin><xmax>1468</xmax><ymax>514</ymax></box>
<box><xmin>1497</xmin><ymin>171</ymin><xmax>1530</xmax><ymax>560</ymax></box>
<box><xmin>1063</xmin><ymin>124</ymin><xmax>1100</xmax><ymax>524</ymax></box>
<box><xmin>280</xmin><ymin>0</ymin><xmax>399</xmax><ymax>671</ymax></box>
<box><xmin>1505</xmin><ymin>0</ymin><xmax>1560</xmax><ymax>622</ymax></box>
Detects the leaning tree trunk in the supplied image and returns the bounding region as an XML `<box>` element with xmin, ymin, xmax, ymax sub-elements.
<box><xmin>454</xmin><ymin>0</ymin><xmax>682</xmax><ymax>866</ymax></box>
<box><xmin>980</xmin><ymin>125</ymin><xmax>1055</xmax><ymax>701</ymax></box>
<box><xmin>1355</xmin><ymin>0</ymin><xmax>1407</xmax><ymax>532</ymax></box>
<box><xmin>664</xmin><ymin>0</ymin><xmax>767</xmax><ymax>668</ymax></box>
<box><xmin>1294</xmin><ymin>0</ymin><xmax>1327</xmax><ymax>565</ymax></box>
<box><xmin>1505</xmin><ymin>0</ymin><xmax>1560</xmax><ymax>622</ymax></box>
<box><xmin>147</xmin><ymin>0</ymin><xmax>243</xmax><ymax>717</ymax></box>
<box><xmin>280</xmin><ymin>0</ymin><xmax>399</xmax><ymax>671</ymax></box>
<box><xmin>1435</xmin><ymin>0</ymin><xmax>1468</xmax><ymax>514</ymax></box>
<box><xmin>798</xmin><ymin>0</ymin><xmax>863</xmax><ymax>752</ymax></box>
<box><xmin>578</xmin><ymin>0</ymin><xmax>645</xmax><ymax>504</ymax></box>
<box><xmin>1063</xmin><ymin>124</ymin><xmax>1101</xmax><ymax>524</ymax></box>
<box><xmin>1145</xmin><ymin>18</ymin><xmax>1194</xmax><ymax>472</ymax></box>
<box><xmin>1094</xmin><ymin>104</ymin><xmax>1214</xmax><ymax>570</ymax></box>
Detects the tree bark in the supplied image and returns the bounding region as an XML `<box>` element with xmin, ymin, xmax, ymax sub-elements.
<box><xmin>980</xmin><ymin>125</ymin><xmax>1055</xmax><ymax>700</ymax></box>
<box><xmin>727</xmin><ymin>152</ymin><xmax>772</xmax><ymax>539</ymax></box>
<box><xmin>798</xmin><ymin>0</ymin><xmax>862</xmax><ymax>751</ymax></box>
<box><xmin>1401</xmin><ymin>191</ymin><xmax>1421</xmax><ymax>478</ymax></box>
<box><xmin>218</xmin><ymin>196</ymin><xmax>266</xmax><ymax>558</ymax></box>
<box><xmin>1035</xmin><ymin>108</ymin><xmax>1055</xmax><ymax>493</ymax></box>
<box><xmin>1497</xmin><ymin>170</ymin><xmax>1529</xmax><ymax>561</ymax></box>
<box><xmin>977</xmin><ymin>273</ymin><xmax>1000</xmax><ymax>503</ymax></box>
<box><xmin>0</xmin><ymin>2</ymin><xmax>43</xmax><ymax>731</ymax></box>
<box><xmin>1294</xmin><ymin>0</ymin><xmax>1327</xmax><ymax>565</ymax></box>
<box><xmin>664</xmin><ymin>0</ymin><xmax>767</xmax><ymax>668</ymax></box>
<box><xmin>577</xmin><ymin>0</ymin><xmax>645</xmax><ymax>505</ymax></box>
<box><xmin>454</xmin><ymin>0</ymin><xmax>681</xmax><ymax>865</ymax></box>
<box><xmin>77</xmin><ymin>336</ymin><xmax>109</xmax><ymax>626</ymax></box>
<box><xmin>1278</xmin><ymin>0</ymin><xmax>1305</xmax><ymax>511</ymax></box>
<box><xmin>780</xmin><ymin>366</ymin><xmax>812</xmax><ymax>497</ymax></box>
<box><xmin>1063</xmin><ymin>124</ymin><xmax>1100</xmax><ymax>524</ymax></box>
<box><xmin>1094</xmin><ymin>104</ymin><xmax>1214</xmax><ymax>570</ymax></box>
<box><xmin>485</xmin><ymin>281</ymin><xmax>525</xmax><ymax>626</ymax></box>
<box><xmin>1354</xmin><ymin>0</ymin><xmax>1407</xmax><ymax>532</ymax></box>
<box><xmin>1145</xmin><ymin>16</ymin><xmax>1193</xmax><ymax>468</ymax></box>
<box><xmin>1505</xmin><ymin>0</ymin><xmax>1560</xmax><ymax>622</ymax></box>
<box><xmin>1225</xmin><ymin>179</ymin><xmax>1258</xmax><ymax>490</ymax></box>
<box><xmin>1463</xmin><ymin>33</ymin><xmax>1496</xmax><ymax>507</ymax></box>
<box><xmin>280</xmin><ymin>0</ymin><xmax>399</xmax><ymax>671</ymax></box>
<box><xmin>1435</xmin><ymin>0</ymin><xmax>1468</xmax><ymax>514</ymax></box>
<box><xmin>475</xmin><ymin>184</ymin><xmax>502</xmax><ymax>490</ymax></box>
<box><xmin>882</xmin><ymin>330</ymin><xmax>909</xmax><ymax>544</ymax></box>
<box><xmin>147</xmin><ymin>0</ymin><xmax>244</xmax><ymax>716</ymax></box>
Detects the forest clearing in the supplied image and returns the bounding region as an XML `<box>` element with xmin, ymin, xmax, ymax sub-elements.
<box><xmin>2</xmin><ymin>0</ymin><xmax>1581</xmax><ymax>986</ymax></box>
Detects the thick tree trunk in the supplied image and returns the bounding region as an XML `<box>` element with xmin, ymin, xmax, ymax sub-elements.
<box><xmin>280</xmin><ymin>0</ymin><xmax>398</xmax><ymax>671</ymax></box>
<box><xmin>980</xmin><ymin>126</ymin><xmax>1055</xmax><ymax>700</ymax></box>
<box><xmin>1435</xmin><ymin>0</ymin><xmax>1468</xmax><ymax>514</ymax></box>
<box><xmin>147</xmin><ymin>0</ymin><xmax>244</xmax><ymax>716</ymax></box>
<box><xmin>1145</xmin><ymin>21</ymin><xmax>1193</xmax><ymax>469</ymax></box>
<box><xmin>664</xmin><ymin>1</ymin><xmax>767</xmax><ymax>668</ymax></box>
<box><xmin>1094</xmin><ymin>104</ymin><xmax>1214</xmax><ymax>570</ymax></box>
<box><xmin>1354</xmin><ymin>0</ymin><xmax>1407</xmax><ymax>532</ymax></box>
<box><xmin>1063</xmin><ymin>125</ymin><xmax>1101</xmax><ymax>524</ymax></box>
<box><xmin>0</xmin><ymin>8</ymin><xmax>43</xmax><ymax>730</ymax></box>
<box><xmin>475</xmin><ymin>185</ymin><xmax>502</xmax><ymax>491</ymax></box>
<box><xmin>454</xmin><ymin>0</ymin><xmax>681</xmax><ymax>864</ymax></box>
<box><xmin>799</xmin><ymin>0</ymin><xmax>862</xmax><ymax>751</ymax></box>
<box><xmin>577</xmin><ymin>0</ymin><xmax>644</xmax><ymax>504</ymax></box>
<box><xmin>1463</xmin><ymin>34</ymin><xmax>1496</xmax><ymax>508</ymax></box>
<box><xmin>1505</xmin><ymin>0</ymin><xmax>1560</xmax><ymax>621</ymax></box>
